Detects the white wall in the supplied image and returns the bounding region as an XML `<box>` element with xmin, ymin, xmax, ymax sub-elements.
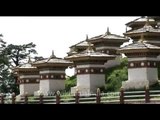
<box><xmin>90</xmin><ymin>74</ymin><xmax>105</xmax><ymax>92</ymax></box>
<box><xmin>128</xmin><ymin>68</ymin><xmax>158</xmax><ymax>83</ymax></box>
<box><xmin>77</xmin><ymin>74</ymin><xmax>105</xmax><ymax>93</ymax></box>
<box><xmin>40</xmin><ymin>79</ymin><xmax>65</xmax><ymax>95</ymax></box>
<box><xmin>39</xmin><ymin>80</ymin><xmax>50</xmax><ymax>95</ymax></box>
<box><xmin>77</xmin><ymin>75</ymin><xmax>90</xmax><ymax>88</ymax></box>
<box><xmin>147</xmin><ymin>68</ymin><xmax>158</xmax><ymax>84</ymax></box>
<box><xmin>20</xmin><ymin>84</ymin><xmax>39</xmax><ymax>95</ymax></box>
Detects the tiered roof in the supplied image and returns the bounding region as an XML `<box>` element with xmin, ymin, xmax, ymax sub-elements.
<box><xmin>125</xmin><ymin>16</ymin><xmax>157</xmax><ymax>30</ymax></box>
<box><xmin>88</xmin><ymin>27</ymin><xmax>128</xmax><ymax>43</ymax></box>
<box><xmin>14</xmin><ymin>57</ymin><xmax>37</xmax><ymax>72</ymax></box>
<box><xmin>65</xmin><ymin>43</ymin><xmax>115</xmax><ymax>61</ymax></box>
<box><xmin>67</xmin><ymin>35</ymin><xmax>94</xmax><ymax>56</ymax></box>
<box><xmin>32</xmin><ymin>51</ymin><xmax>73</xmax><ymax>67</ymax></box>
<box><xmin>118</xmin><ymin>34</ymin><xmax>160</xmax><ymax>54</ymax></box>
<box><xmin>124</xmin><ymin>18</ymin><xmax>160</xmax><ymax>37</ymax></box>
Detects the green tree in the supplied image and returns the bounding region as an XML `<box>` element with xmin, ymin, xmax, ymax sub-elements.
<box><xmin>0</xmin><ymin>35</ymin><xmax>13</xmax><ymax>93</ymax></box>
<box><xmin>104</xmin><ymin>57</ymin><xmax>128</xmax><ymax>92</ymax></box>
<box><xmin>0</xmin><ymin>41</ymin><xmax>38</xmax><ymax>94</ymax></box>
<box><xmin>5</xmin><ymin>42</ymin><xmax>37</xmax><ymax>67</ymax></box>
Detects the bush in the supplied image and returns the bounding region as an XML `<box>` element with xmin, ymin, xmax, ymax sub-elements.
<box><xmin>65</xmin><ymin>75</ymin><xmax>76</xmax><ymax>92</ymax></box>
<box><xmin>105</xmin><ymin>57</ymin><xmax>128</xmax><ymax>92</ymax></box>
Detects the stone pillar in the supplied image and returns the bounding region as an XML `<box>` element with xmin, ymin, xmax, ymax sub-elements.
<box><xmin>71</xmin><ymin>64</ymin><xmax>105</xmax><ymax>94</ymax></box>
<box><xmin>39</xmin><ymin>68</ymin><xmax>66</xmax><ymax>95</ymax></box>
<box><xmin>19</xmin><ymin>73</ymin><xmax>39</xmax><ymax>95</ymax></box>
<box><xmin>122</xmin><ymin>57</ymin><xmax>159</xmax><ymax>89</ymax></box>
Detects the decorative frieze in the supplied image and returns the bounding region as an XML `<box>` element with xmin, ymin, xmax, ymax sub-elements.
<box><xmin>19</xmin><ymin>79</ymin><xmax>40</xmax><ymax>84</ymax></box>
<box><xmin>76</xmin><ymin>67</ymin><xmax>105</xmax><ymax>74</ymax></box>
<box><xmin>39</xmin><ymin>73</ymin><xmax>65</xmax><ymax>80</ymax></box>
<box><xmin>128</xmin><ymin>60</ymin><xmax>158</xmax><ymax>68</ymax></box>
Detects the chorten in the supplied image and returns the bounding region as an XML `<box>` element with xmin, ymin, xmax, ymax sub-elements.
<box><xmin>32</xmin><ymin>51</ymin><xmax>73</xmax><ymax>95</ymax></box>
<box><xmin>124</xmin><ymin>16</ymin><xmax>160</xmax><ymax>46</ymax></box>
<box><xmin>65</xmin><ymin>43</ymin><xmax>116</xmax><ymax>94</ymax></box>
<box><xmin>14</xmin><ymin>57</ymin><xmax>40</xmax><ymax>95</ymax></box>
<box><xmin>117</xmin><ymin>34</ymin><xmax>160</xmax><ymax>90</ymax></box>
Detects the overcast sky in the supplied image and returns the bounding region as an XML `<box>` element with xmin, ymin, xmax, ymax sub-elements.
<box><xmin>0</xmin><ymin>16</ymin><xmax>139</xmax><ymax>58</ymax></box>
<box><xmin>0</xmin><ymin>16</ymin><xmax>139</xmax><ymax>76</ymax></box>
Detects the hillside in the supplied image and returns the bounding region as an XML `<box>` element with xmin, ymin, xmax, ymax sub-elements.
<box><xmin>65</xmin><ymin>57</ymin><xmax>160</xmax><ymax>92</ymax></box>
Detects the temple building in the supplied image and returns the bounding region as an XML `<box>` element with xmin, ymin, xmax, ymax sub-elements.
<box><xmin>32</xmin><ymin>51</ymin><xmax>73</xmax><ymax>95</ymax></box>
<box><xmin>14</xmin><ymin>57</ymin><xmax>40</xmax><ymax>95</ymax></box>
<box><xmin>65</xmin><ymin>43</ymin><xmax>115</xmax><ymax>94</ymax></box>
<box><xmin>117</xmin><ymin>34</ymin><xmax>160</xmax><ymax>90</ymax></box>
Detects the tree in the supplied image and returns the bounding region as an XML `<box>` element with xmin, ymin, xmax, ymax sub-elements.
<box><xmin>5</xmin><ymin>42</ymin><xmax>37</xmax><ymax>67</ymax></box>
<box><xmin>65</xmin><ymin>75</ymin><xmax>76</xmax><ymax>92</ymax></box>
<box><xmin>103</xmin><ymin>57</ymin><xmax>128</xmax><ymax>92</ymax></box>
<box><xmin>0</xmin><ymin>42</ymin><xmax>38</xmax><ymax>94</ymax></box>
<box><xmin>0</xmin><ymin>35</ymin><xmax>13</xmax><ymax>93</ymax></box>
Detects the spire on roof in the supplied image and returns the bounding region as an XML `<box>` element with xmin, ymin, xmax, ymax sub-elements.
<box><xmin>52</xmin><ymin>50</ymin><xmax>55</xmax><ymax>56</ymax></box>
<box><xmin>105</xmin><ymin>27</ymin><xmax>111</xmax><ymax>35</ymax></box>
<box><xmin>28</xmin><ymin>56</ymin><xmax>32</xmax><ymax>63</ymax></box>
<box><xmin>47</xmin><ymin>50</ymin><xmax>56</xmax><ymax>62</ymax></box>
<box><xmin>86</xmin><ymin>34</ymin><xmax>88</xmax><ymax>41</ymax></box>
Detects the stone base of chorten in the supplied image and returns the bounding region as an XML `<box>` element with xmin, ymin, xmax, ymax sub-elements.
<box><xmin>20</xmin><ymin>83</ymin><xmax>39</xmax><ymax>96</ymax></box>
<box><xmin>71</xmin><ymin>86</ymin><xmax>92</xmax><ymax>95</ymax></box>
<box><xmin>122</xmin><ymin>80</ymin><xmax>158</xmax><ymax>90</ymax></box>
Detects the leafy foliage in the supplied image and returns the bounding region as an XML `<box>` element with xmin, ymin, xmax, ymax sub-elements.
<box><xmin>0</xmin><ymin>35</ymin><xmax>38</xmax><ymax>94</ymax></box>
<box><xmin>5</xmin><ymin>42</ymin><xmax>37</xmax><ymax>67</ymax></box>
<box><xmin>65</xmin><ymin>75</ymin><xmax>76</xmax><ymax>92</ymax></box>
<box><xmin>103</xmin><ymin>57</ymin><xmax>128</xmax><ymax>92</ymax></box>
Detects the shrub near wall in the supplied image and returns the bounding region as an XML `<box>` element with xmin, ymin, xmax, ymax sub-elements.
<box><xmin>105</xmin><ymin>58</ymin><xmax>128</xmax><ymax>92</ymax></box>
